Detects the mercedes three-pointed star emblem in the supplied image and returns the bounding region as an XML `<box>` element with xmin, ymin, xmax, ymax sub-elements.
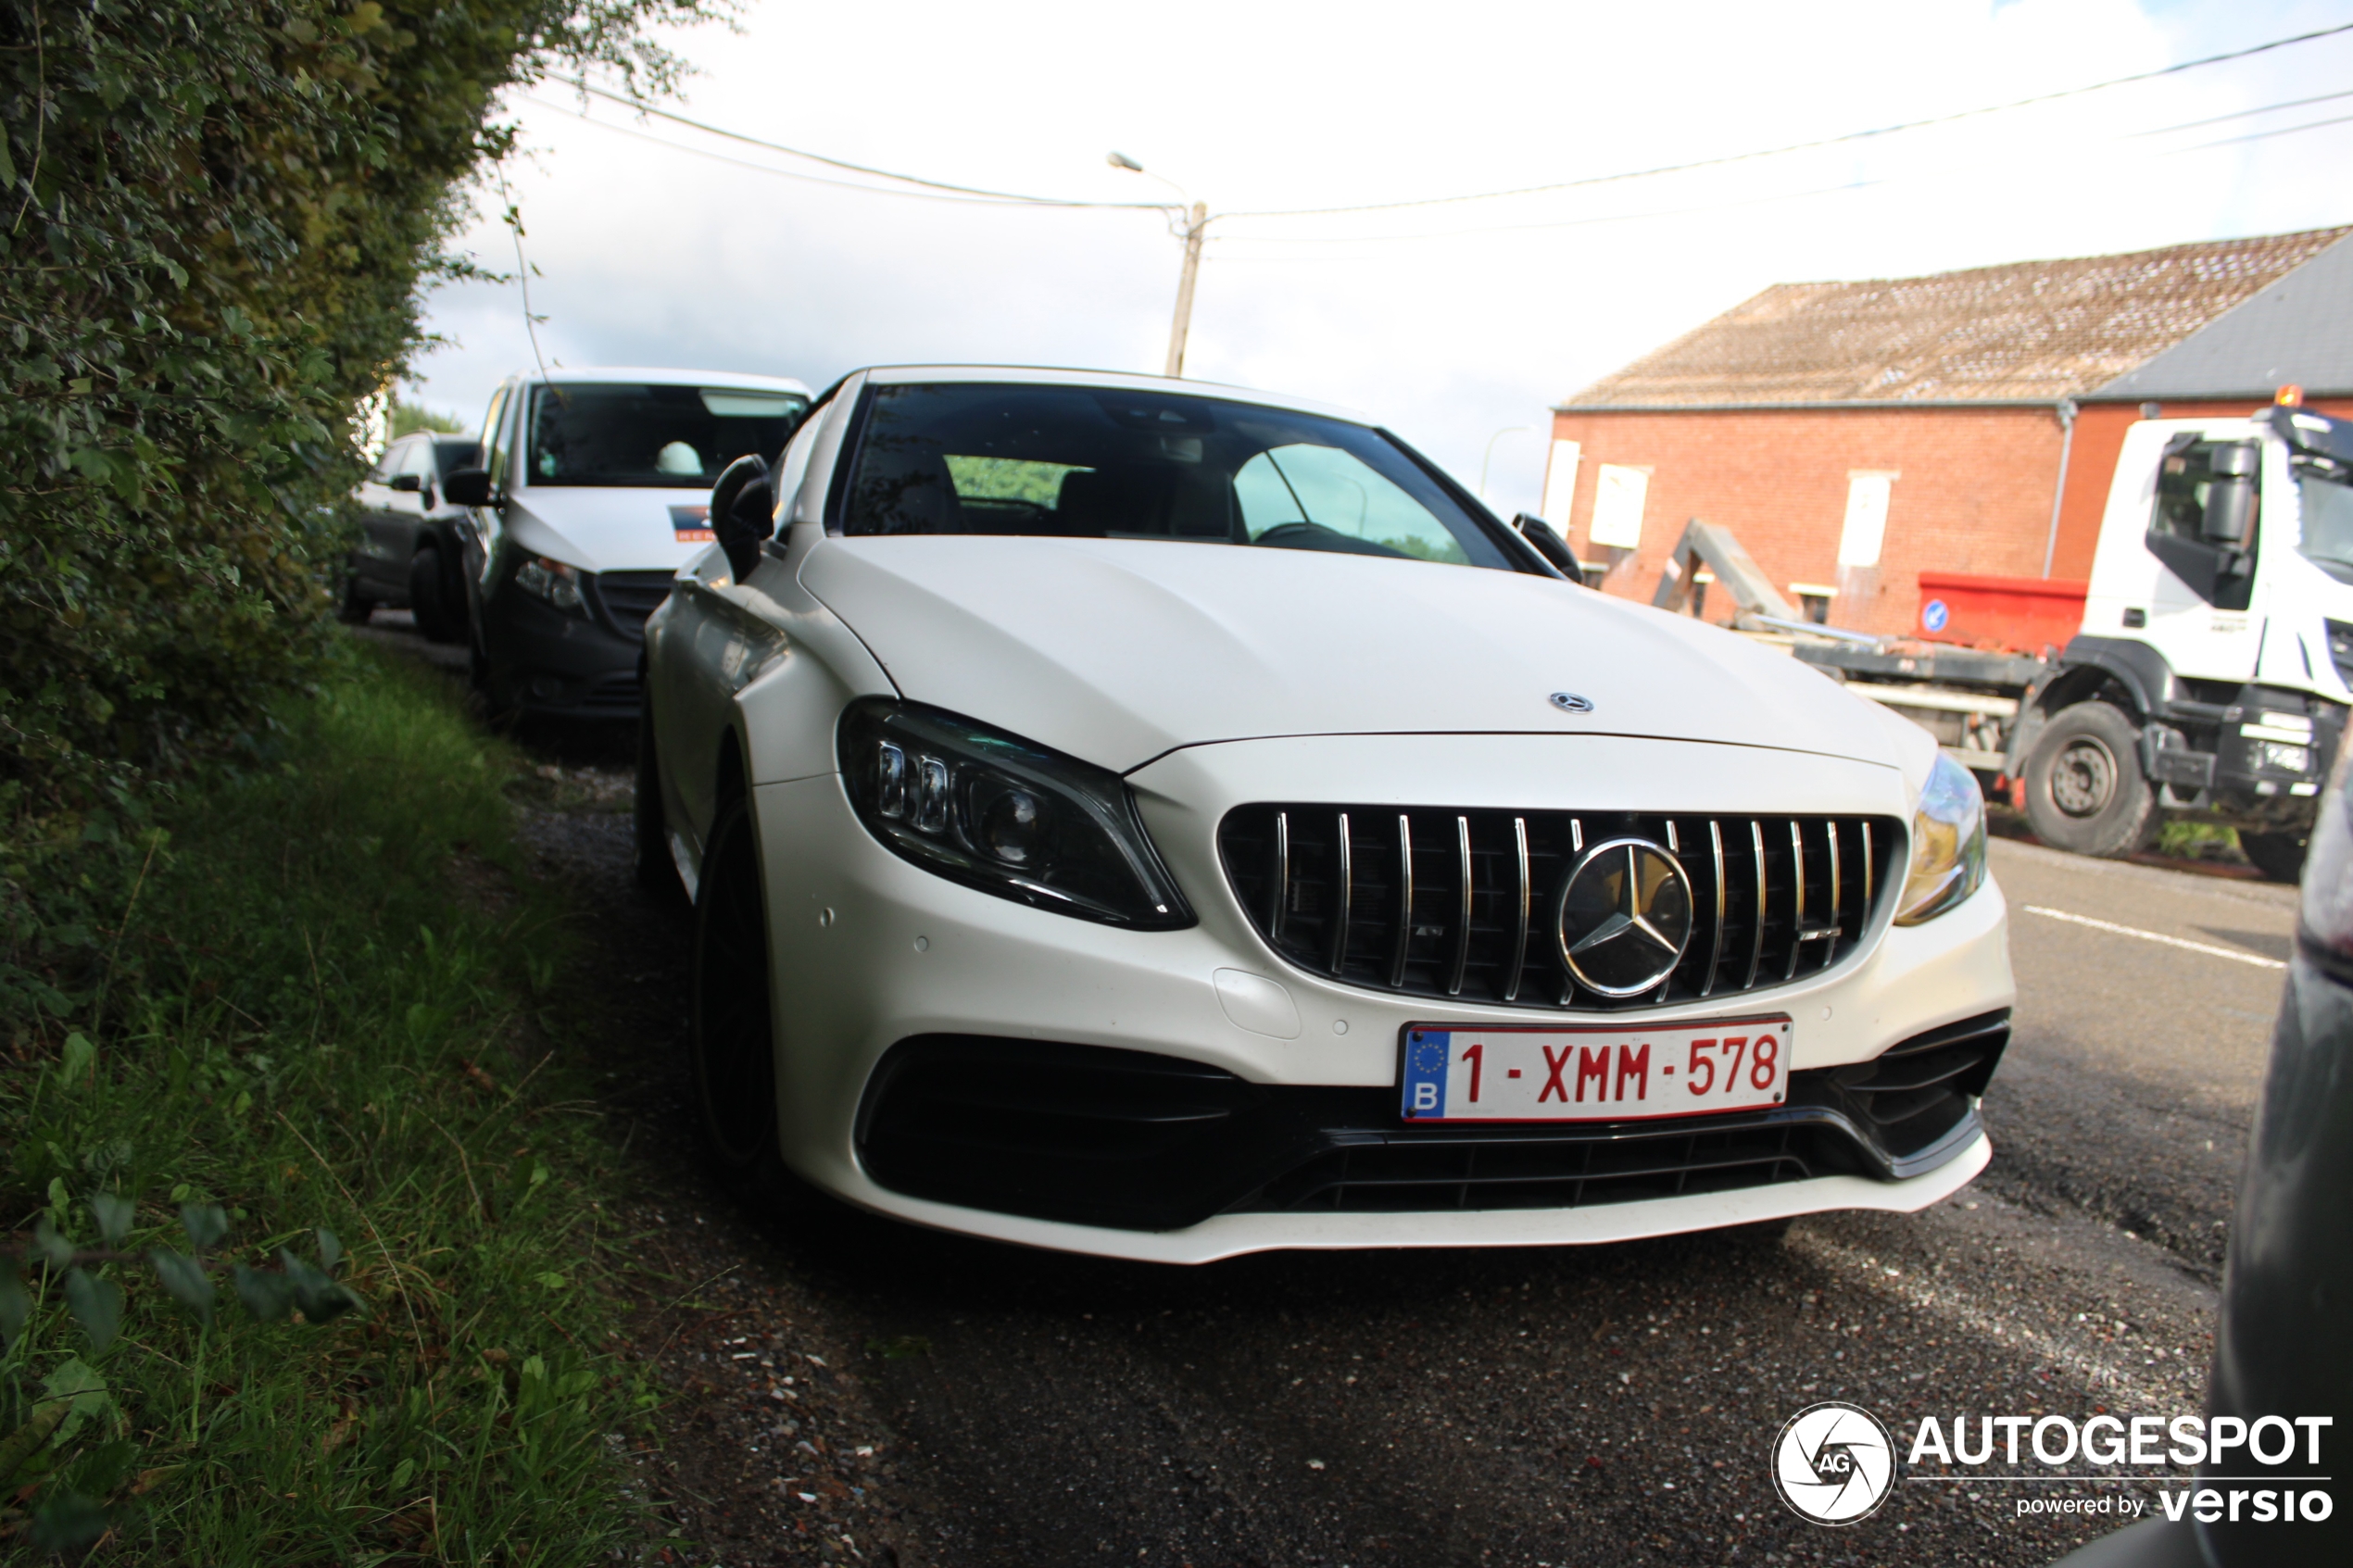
<box><xmin>1554</xmin><ymin>838</ymin><xmax>1694</xmax><ymax>997</ymax></box>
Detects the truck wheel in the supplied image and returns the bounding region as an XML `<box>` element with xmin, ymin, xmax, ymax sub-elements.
<box><xmin>2022</xmin><ymin>702</ymin><xmax>2158</xmax><ymax>859</ymax></box>
<box><xmin>2237</xmin><ymin>830</ymin><xmax>2308</xmax><ymax>884</ymax></box>
<box><xmin>335</xmin><ymin>575</ymin><xmax>373</xmax><ymax>625</ymax></box>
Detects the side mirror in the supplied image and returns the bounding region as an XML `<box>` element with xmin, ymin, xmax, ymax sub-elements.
<box><xmin>443</xmin><ymin>468</ymin><xmax>494</xmax><ymax>508</ymax></box>
<box><xmin>388</xmin><ymin>473</ymin><xmax>422</xmax><ymax>494</ymax></box>
<box><xmin>2202</xmin><ymin>444</ymin><xmax>2258</xmax><ymax>546</ymax></box>
<box><xmin>709</xmin><ymin>453</ymin><xmax>773</xmax><ymax>580</ymax></box>
<box><xmin>1512</xmin><ymin>513</ymin><xmax>1581</xmax><ymax>581</ymax></box>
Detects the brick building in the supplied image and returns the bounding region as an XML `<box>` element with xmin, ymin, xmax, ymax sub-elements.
<box><xmin>1543</xmin><ymin>227</ymin><xmax>2353</xmax><ymax>638</ymax></box>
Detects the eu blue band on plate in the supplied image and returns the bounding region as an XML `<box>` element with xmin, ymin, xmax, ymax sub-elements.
<box><xmin>1402</xmin><ymin>1029</ymin><xmax>1451</xmax><ymax>1119</ymax></box>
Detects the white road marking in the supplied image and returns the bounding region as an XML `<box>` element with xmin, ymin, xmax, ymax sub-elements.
<box><xmin>2021</xmin><ymin>905</ymin><xmax>2286</xmax><ymax>971</ymax></box>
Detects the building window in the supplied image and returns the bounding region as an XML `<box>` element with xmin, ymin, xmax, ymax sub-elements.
<box><xmin>1838</xmin><ymin>471</ymin><xmax>1897</xmax><ymax>568</ymax></box>
<box><xmin>1541</xmin><ymin>440</ymin><xmax>1580</xmax><ymax>526</ymax></box>
<box><xmin>1789</xmin><ymin>582</ymin><xmax>1837</xmax><ymax>625</ymax></box>
<box><xmin>1590</xmin><ymin>464</ymin><xmax>1650</xmax><ymax>549</ymax></box>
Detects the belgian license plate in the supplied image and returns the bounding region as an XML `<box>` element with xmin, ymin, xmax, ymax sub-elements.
<box><xmin>1398</xmin><ymin>1016</ymin><xmax>1793</xmax><ymax>1123</ymax></box>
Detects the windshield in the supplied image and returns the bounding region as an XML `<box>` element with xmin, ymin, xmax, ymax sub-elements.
<box><xmin>526</xmin><ymin>383</ymin><xmax>807</xmax><ymax>489</ymax></box>
<box><xmin>2298</xmin><ymin>459</ymin><xmax>2353</xmax><ymax>584</ymax></box>
<box><xmin>839</xmin><ymin>382</ymin><xmax>1514</xmax><ymax>570</ymax></box>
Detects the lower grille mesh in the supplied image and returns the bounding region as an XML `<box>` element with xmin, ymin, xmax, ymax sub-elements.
<box><xmin>590</xmin><ymin>571</ymin><xmax>673</xmax><ymax>636</ymax></box>
<box><xmin>1218</xmin><ymin>806</ymin><xmax>1903</xmax><ymax>1012</ymax></box>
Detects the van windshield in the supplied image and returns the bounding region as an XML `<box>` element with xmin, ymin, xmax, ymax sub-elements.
<box><xmin>839</xmin><ymin>382</ymin><xmax>1513</xmax><ymax>570</ymax></box>
<box><xmin>526</xmin><ymin>383</ymin><xmax>807</xmax><ymax>488</ymax></box>
<box><xmin>2296</xmin><ymin>462</ymin><xmax>2353</xmax><ymax>584</ymax></box>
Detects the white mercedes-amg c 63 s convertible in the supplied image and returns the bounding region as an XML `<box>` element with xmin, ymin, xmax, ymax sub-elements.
<box><xmin>636</xmin><ymin>366</ymin><xmax>2015</xmax><ymax>1262</ymax></box>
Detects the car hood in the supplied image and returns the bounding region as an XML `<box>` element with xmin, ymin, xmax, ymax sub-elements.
<box><xmin>798</xmin><ymin>535</ymin><xmax>1917</xmax><ymax>776</ymax></box>
<box><xmin>503</xmin><ymin>485</ymin><xmax>713</xmax><ymax>574</ymax></box>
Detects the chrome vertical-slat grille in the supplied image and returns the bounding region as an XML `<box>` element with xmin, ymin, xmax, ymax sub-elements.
<box><xmin>1219</xmin><ymin>805</ymin><xmax>1905</xmax><ymax>1014</ymax></box>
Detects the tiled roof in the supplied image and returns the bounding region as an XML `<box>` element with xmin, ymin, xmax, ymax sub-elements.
<box><xmin>1562</xmin><ymin>227</ymin><xmax>2352</xmax><ymax>408</ymax></box>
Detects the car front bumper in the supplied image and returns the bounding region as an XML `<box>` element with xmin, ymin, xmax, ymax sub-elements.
<box><xmin>752</xmin><ymin>732</ymin><xmax>2015</xmax><ymax>1261</ymax></box>
<box><xmin>477</xmin><ymin>573</ymin><xmax>657</xmax><ymax>719</ymax></box>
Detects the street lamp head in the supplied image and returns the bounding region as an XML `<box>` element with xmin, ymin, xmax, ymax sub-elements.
<box><xmin>1107</xmin><ymin>151</ymin><xmax>1144</xmax><ymax>172</ymax></box>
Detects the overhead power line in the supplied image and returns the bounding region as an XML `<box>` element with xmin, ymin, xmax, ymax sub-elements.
<box><xmin>547</xmin><ymin>19</ymin><xmax>2353</xmax><ymax>228</ymax></box>
<box><xmin>1203</xmin><ymin>95</ymin><xmax>2353</xmax><ymax>255</ymax></box>
<box><xmin>556</xmin><ymin>79</ymin><xmax>1167</xmax><ymax>210</ymax></box>
<box><xmin>2131</xmin><ymin>85</ymin><xmax>2353</xmax><ymax>135</ymax></box>
<box><xmin>523</xmin><ymin>96</ymin><xmax>1165</xmax><ymax>209</ymax></box>
<box><xmin>1227</xmin><ymin>19</ymin><xmax>2353</xmax><ymax>218</ymax></box>
<box><xmin>1206</xmin><ymin>88</ymin><xmax>2353</xmax><ymax>248</ymax></box>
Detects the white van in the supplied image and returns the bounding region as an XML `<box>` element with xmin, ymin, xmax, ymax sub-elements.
<box><xmin>444</xmin><ymin>367</ymin><xmax>812</xmax><ymax>719</ymax></box>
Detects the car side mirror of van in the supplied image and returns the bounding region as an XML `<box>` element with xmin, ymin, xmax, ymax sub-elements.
<box><xmin>444</xmin><ymin>468</ymin><xmax>494</xmax><ymax>508</ymax></box>
<box><xmin>388</xmin><ymin>473</ymin><xmax>422</xmax><ymax>494</ymax></box>
<box><xmin>2202</xmin><ymin>444</ymin><xmax>2258</xmax><ymax>546</ymax></box>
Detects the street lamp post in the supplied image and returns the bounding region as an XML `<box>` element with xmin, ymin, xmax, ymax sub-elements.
<box><xmin>1111</xmin><ymin>153</ymin><xmax>1208</xmax><ymax>379</ymax></box>
<box><xmin>1479</xmin><ymin>427</ymin><xmax>1532</xmax><ymax>501</ymax></box>
<box><xmin>1165</xmin><ymin>201</ymin><xmax>1208</xmax><ymax>378</ymax></box>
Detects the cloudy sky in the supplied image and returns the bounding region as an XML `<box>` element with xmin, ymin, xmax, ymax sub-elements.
<box><xmin>407</xmin><ymin>0</ymin><xmax>2353</xmax><ymax>517</ymax></box>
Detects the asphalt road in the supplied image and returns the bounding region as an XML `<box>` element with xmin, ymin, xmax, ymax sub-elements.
<box><xmin>367</xmin><ymin>621</ymin><xmax>2303</xmax><ymax>1568</ymax></box>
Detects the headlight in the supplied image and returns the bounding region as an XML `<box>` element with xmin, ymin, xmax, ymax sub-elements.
<box><xmin>838</xmin><ymin>700</ymin><xmax>1194</xmax><ymax>930</ymax></box>
<box><xmin>2299</xmin><ymin>728</ymin><xmax>2353</xmax><ymax>979</ymax></box>
<box><xmin>513</xmin><ymin>555</ymin><xmax>585</xmax><ymax>612</ymax></box>
<box><xmin>1894</xmin><ymin>752</ymin><xmax>1987</xmax><ymax>925</ymax></box>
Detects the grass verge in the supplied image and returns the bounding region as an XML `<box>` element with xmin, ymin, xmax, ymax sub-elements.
<box><xmin>0</xmin><ymin>644</ymin><xmax>649</xmax><ymax>1560</ymax></box>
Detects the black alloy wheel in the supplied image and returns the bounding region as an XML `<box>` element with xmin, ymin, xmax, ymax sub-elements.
<box><xmin>2023</xmin><ymin>700</ymin><xmax>2158</xmax><ymax>859</ymax></box>
<box><xmin>689</xmin><ymin>795</ymin><xmax>786</xmax><ymax>1183</ymax></box>
<box><xmin>408</xmin><ymin>546</ymin><xmax>460</xmax><ymax>644</ymax></box>
<box><xmin>2238</xmin><ymin>829</ymin><xmax>2309</xmax><ymax>884</ymax></box>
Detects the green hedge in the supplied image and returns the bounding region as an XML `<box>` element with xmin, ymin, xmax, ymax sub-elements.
<box><xmin>0</xmin><ymin>0</ymin><xmax>713</xmax><ymax>818</ymax></box>
<box><xmin>0</xmin><ymin>0</ymin><xmax>721</xmax><ymax>1025</ymax></box>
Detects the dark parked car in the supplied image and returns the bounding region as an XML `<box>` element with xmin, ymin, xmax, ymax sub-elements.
<box><xmin>2055</xmin><ymin>735</ymin><xmax>2352</xmax><ymax>1566</ymax></box>
<box><xmin>340</xmin><ymin>432</ymin><xmax>482</xmax><ymax>642</ymax></box>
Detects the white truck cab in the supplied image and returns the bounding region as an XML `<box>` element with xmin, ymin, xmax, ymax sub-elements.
<box><xmin>2011</xmin><ymin>401</ymin><xmax>2353</xmax><ymax>873</ymax></box>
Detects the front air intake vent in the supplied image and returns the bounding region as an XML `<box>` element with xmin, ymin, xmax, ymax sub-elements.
<box><xmin>1217</xmin><ymin>806</ymin><xmax>1904</xmax><ymax>1013</ymax></box>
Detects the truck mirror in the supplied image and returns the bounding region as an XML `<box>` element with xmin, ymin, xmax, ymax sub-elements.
<box><xmin>2201</xmin><ymin>471</ymin><xmax>2255</xmax><ymax>546</ymax></box>
<box><xmin>443</xmin><ymin>468</ymin><xmax>494</xmax><ymax>508</ymax></box>
<box><xmin>387</xmin><ymin>473</ymin><xmax>422</xmax><ymax>494</ymax></box>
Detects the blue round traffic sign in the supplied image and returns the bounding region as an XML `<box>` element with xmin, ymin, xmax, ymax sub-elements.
<box><xmin>1921</xmin><ymin>598</ymin><xmax>1950</xmax><ymax>633</ymax></box>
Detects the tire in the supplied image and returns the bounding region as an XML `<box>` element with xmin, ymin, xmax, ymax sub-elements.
<box><xmin>689</xmin><ymin>795</ymin><xmax>787</xmax><ymax>1188</ymax></box>
<box><xmin>2022</xmin><ymin>701</ymin><xmax>2159</xmax><ymax>859</ymax></box>
<box><xmin>635</xmin><ymin>693</ymin><xmax>686</xmax><ymax>901</ymax></box>
<box><xmin>409</xmin><ymin>546</ymin><xmax>459</xmax><ymax>644</ymax></box>
<box><xmin>335</xmin><ymin>575</ymin><xmax>373</xmax><ymax>624</ymax></box>
<box><xmin>2238</xmin><ymin>829</ymin><xmax>2309</xmax><ymax>884</ymax></box>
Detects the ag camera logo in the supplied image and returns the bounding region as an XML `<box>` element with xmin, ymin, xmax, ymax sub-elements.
<box><xmin>1772</xmin><ymin>1401</ymin><xmax>1896</xmax><ymax>1524</ymax></box>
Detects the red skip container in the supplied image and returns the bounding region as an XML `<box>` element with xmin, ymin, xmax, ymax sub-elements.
<box><xmin>1914</xmin><ymin>571</ymin><xmax>2088</xmax><ymax>654</ymax></box>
